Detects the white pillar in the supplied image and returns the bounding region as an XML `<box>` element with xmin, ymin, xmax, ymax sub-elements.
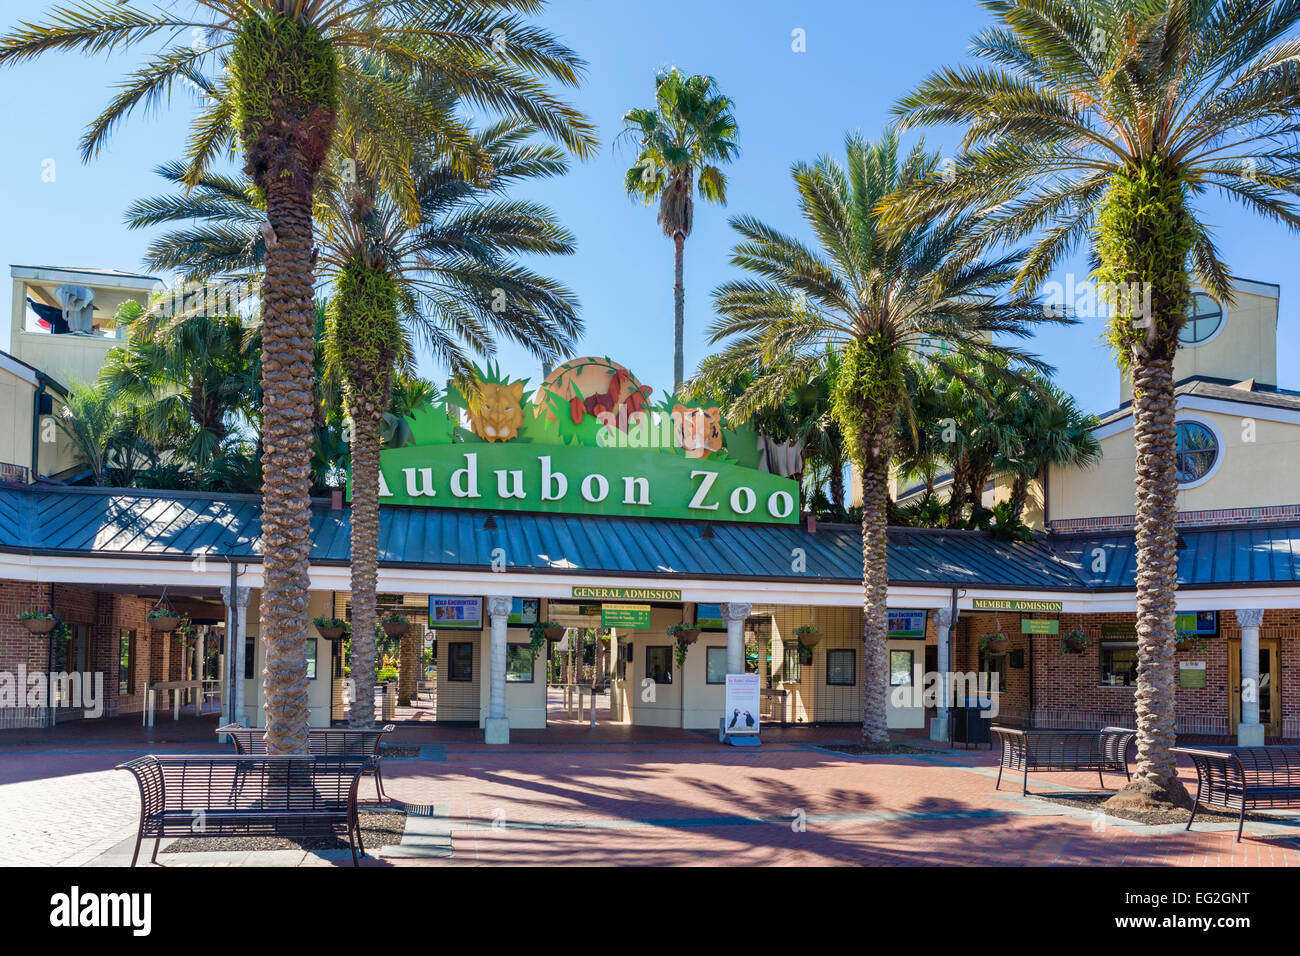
<box><xmin>485</xmin><ymin>594</ymin><xmax>511</xmax><ymax>744</ymax></box>
<box><xmin>929</xmin><ymin>606</ymin><xmax>955</xmax><ymax>742</ymax></box>
<box><xmin>721</xmin><ymin>602</ymin><xmax>751</xmax><ymax>675</ymax></box>
<box><xmin>220</xmin><ymin>585</ymin><xmax>250</xmax><ymax>728</ymax></box>
<box><xmin>1236</xmin><ymin>608</ymin><xmax>1265</xmax><ymax>746</ymax></box>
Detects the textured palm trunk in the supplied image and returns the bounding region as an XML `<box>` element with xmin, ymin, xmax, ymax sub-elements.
<box><xmin>259</xmin><ymin>174</ymin><xmax>318</xmax><ymax>754</ymax></box>
<box><xmin>1008</xmin><ymin>474</ymin><xmax>1030</xmax><ymax>524</ymax></box>
<box><xmin>1107</xmin><ymin>358</ymin><xmax>1190</xmax><ymax>808</ymax></box>
<box><xmin>399</xmin><ymin>627</ymin><xmax>418</xmax><ymax>706</ymax></box>
<box><xmin>859</xmin><ymin>417</ymin><xmax>893</xmax><ymax>748</ymax></box>
<box><xmin>829</xmin><ymin>457</ymin><xmax>846</xmax><ymax>513</ymax></box>
<box><xmin>946</xmin><ymin>457</ymin><xmax>969</xmax><ymax>527</ymax></box>
<box><xmin>672</xmin><ymin>232</ymin><xmax>685</xmax><ymax>391</ymax></box>
<box><xmin>346</xmin><ymin>403</ymin><xmax>383</xmax><ymax>729</ymax></box>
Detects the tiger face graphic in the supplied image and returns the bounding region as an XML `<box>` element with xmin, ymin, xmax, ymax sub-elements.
<box><xmin>673</xmin><ymin>404</ymin><xmax>722</xmax><ymax>459</ymax></box>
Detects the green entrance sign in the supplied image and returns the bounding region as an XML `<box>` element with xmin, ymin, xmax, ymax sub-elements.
<box><xmin>972</xmin><ymin>598</ymin><xmax>1064</xmax><ymax>613</ymax></box>
<box><xmin>362</xmin><ymin>356</ymin><xmax>801</xmax><ymax>525</ymax></box>
<box><xmin>1021</xmin><ymin>619</ymin><xmax>1060</xmax><ymax>635</ymax></box>
<box><xmin>601</xmin><ymin>604</ymin><xmax>651</xmax><ymax>629</ymax></box>
<box><xmin>573</xmin><ymin>586</ymin><xmax>682</xmax><ymax>602</ymax></box>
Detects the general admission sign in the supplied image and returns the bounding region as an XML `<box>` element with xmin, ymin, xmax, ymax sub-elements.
<box><xmin>358</xmin><ymin>357</ymin><xmax>802</xmax><ymax>524</ymax></box>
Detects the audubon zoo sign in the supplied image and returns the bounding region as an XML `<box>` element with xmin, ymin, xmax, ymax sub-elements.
<box><xmin>355</xmin><ymin>356</ymin><xmax>802</xmax><ymax>525</ymax></box>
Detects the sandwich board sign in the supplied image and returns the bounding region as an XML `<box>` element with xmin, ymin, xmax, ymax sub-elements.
<box><xmin>721</xmin><ymin>672</ymin><xmax>761</xmax><ymax>746</ymax></box>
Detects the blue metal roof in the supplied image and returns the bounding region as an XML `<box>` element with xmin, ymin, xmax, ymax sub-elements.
<box><xmin>1</xmin><ymin>486</ymin><xmax>1297</xmax><ymax>592</ymax></box>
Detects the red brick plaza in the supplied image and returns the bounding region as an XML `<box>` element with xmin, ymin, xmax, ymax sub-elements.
<box><xmin>4</xmin><ymin>715</ymin><xmax>1298</xmax><ymax>867</ymax></box>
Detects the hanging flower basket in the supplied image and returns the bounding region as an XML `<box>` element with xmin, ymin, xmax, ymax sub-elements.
<box><xmin>668</xmin><ymin>623</ymin><xmax>699</xmax><ymax>645</ymax></box>
<box><xmin>982</xmin><ymin>634</ymin><xmax>1009</xmax><ymax>656</ymax></box>
<box><xmin>1063</xmin><ymin>631</ymin><xmax>1088</xmax><ymax>654</ymax></box>
<box><xmin>794</xmin><ymin>625</ymin><xmax>821</xmax><ymax>648</ymax></box>
<box><xmin>312</xmin><ymin>617</ymin><xmax>348</xmax><ymax>641</ymax></box>
<box><xmin>381</xmin><ymin>615</ymin><xmax>410</xmax><ymax>637</ymax></box>
<box><xmin>18</xmin><ymin>610</ymin><xmax>56</xmax><ymax>635</ymax></box>
<box><xmin>149</xmin><ymin>608</ymin><xmax>181</xmax><ymax>632</ymax></box>
<box><xmin>541</xmin><ymin>623</ymin><xmax>567</xmax><ymax>643</ymax></box>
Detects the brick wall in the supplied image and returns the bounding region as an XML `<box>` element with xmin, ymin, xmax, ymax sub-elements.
<box><xmin>956</xmin><ymin>608</ymin><xmax>1300</xmax><ymax>739</ymax></box>
<box><xmin>0</xmin><ymin>578</ymin><xmax>157</xmax><ymax>728</ymax></box>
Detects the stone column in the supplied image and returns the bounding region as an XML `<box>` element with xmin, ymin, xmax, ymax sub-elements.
<box><xmin>1236</xmin><ymin>608</ymin><xmax>1266</xmax><ymax>746</ymax></box>
<box><xmin>721</xmin><ymin>603</ymin><xmax>751</xmax><ymax>675</ymax></box>
<box><xmin>485</xmin><ymin>595</ymin><xmax>511</xmax><ymax>744</ymax></box>
<box><xmin>220</xmin><ymin>585</ymin><xmax>250</xmax><ymax>728</ymax></box>
<box><xmin>929</xmin><ymin>606</ymin><xmax>956</xmax><ymax>742</ymax></box>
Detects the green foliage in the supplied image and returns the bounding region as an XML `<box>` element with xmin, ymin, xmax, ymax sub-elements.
<box><xmin>230</xmin><ymin>12</ymin><xmax>338</xmax><ymax>182</ymax></box>
<box><xmin>988</xmin><ymin>501</ymin><xmax>1033</xmax><ymax>542</ymax></box>
<box><xmin>621</xmin><ymin>68</ymin><xmax>740</xmax><ymax>239</ymax></box>
<box><xmin>327</xmin><ymin>258</ymin><xmax>401</xmax><ymax>404</ymax></box>
<box><xmin>1096</xmin><ymin>157</ymin><xmax>1195</xmax><ymax>367</ymax></box>
<box><xmin>832</xmin><ymin>334</ymin><xmax>903</xmax><ymax>466</ymax></box>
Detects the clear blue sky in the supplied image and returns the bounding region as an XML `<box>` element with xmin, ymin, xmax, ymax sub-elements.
<box><xmin>1</xmin><ymin>0</ymin><xmax>1295</xmax><ymax>417</ymax></box>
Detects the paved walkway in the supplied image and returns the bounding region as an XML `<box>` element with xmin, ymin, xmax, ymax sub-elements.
<box><xmin>4</xmin><ymin>719</ymin><xmax>1300</xmax><ymax>866</ymax></box>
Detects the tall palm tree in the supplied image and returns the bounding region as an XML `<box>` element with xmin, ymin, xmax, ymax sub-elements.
<box><xmin>621</xmin><ymin>68</ymin><xmax>739</xmax><ymax>390</ymax></box>
<box><xmin>894</xmin><ymin>0</ymin><xmax>1300</xmax><ymax>807</ymax></box>
<box><xmin>1</xmin><ymin>0</ymin><xmax>596</xmax><ymax>752</ymax></box>
<box><xmin>703</xmin><ymin>128</ymin><xmax>1059</xmax><ymax>747</ymax></box>
<box><xmin>129</xmin><ymin>118</ymin><xmax>581</xmax><ymax>726</ymax></box>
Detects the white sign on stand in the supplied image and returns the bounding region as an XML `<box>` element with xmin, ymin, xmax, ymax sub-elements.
<box><xmin>722</xmin><ymin>673</ymin><xmax>761</xmax><ymax>741</ymax></box>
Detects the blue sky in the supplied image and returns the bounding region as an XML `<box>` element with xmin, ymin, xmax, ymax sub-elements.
<box><xmin>1</xmin><ymin>0</ymin><xmax>1295</xmax><ymax>417</ymax></box>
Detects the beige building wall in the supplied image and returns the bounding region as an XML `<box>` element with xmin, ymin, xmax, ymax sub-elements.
<box><xmin>0</xmin><ymin>362</ymin><xmax>33</xmax><ymax>476</ymax></box>
<box><xmin>1118</xmin><ymin>286</ymin><xmax>1279</xmax><ymax>402</ymax></box>
<box><xmin>240</xmin><ymin>589</ymin><xmax>335</xmax><ymax>728</ymax></box>
<box><xmin>1048</xmin><ymin>408</ymin><xmax>1300</xmax><ymax>523</ymax></box>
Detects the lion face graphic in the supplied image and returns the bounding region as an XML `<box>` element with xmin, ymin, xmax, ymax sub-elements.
<box><xmin>469</xmin><ymin>380</ymin><xmax>525</xmax><ymax>442</ymax></box>
<box><xmin>673</xmin><ymin>404</ymin><xmax>722</xmax><ymax>459</ymax></box>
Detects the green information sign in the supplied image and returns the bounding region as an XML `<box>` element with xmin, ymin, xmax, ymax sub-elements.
<box><xmin>573</xmin><ymin>586</ymin><xmax>681</xmax><ymax>602</ymax></box>
<box><xmin>1179</xmin><ymin>661</ymin><xmax>1207</xmax><ymax>688</ymax></box>
<box><xmin>1021</xmin><ymin>619</ymin><xmax>1060</xmax><ymax>635</ymax></box>
<box><xmin>601</xmin><ymin>604</ymin><xmax>651</xmax><ymax>629</ymax></box>
<box><xmin>972</xmin><ymin>598</ymin><xmax>1064</xmax><ymax>613</ymax></box>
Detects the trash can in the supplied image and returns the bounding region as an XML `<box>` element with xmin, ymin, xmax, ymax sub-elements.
<box><xmin>950</xmin><ymin>698</ymin><xmax>995</xmax><ymax>748</ymax></box>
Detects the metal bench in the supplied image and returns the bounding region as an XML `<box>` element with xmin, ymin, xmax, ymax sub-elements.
<box><xmin>216</xmin><ymin>723</ymin><xmax>395</xmax><ymax>803</ymax></box>
<box><xmin>117</xmin><ymin>754</ymin><xmax>374</xmax><ymax>866</ymax></box>
<box><xmin>991</xmin><ymin>726</ymin><xmax>1136</xmax><ymax>795</ymax></box>
<box><xmin>1172</xmin><ymin>745</ymin><xmax>1300</xmax><ymax>841</ymax></box>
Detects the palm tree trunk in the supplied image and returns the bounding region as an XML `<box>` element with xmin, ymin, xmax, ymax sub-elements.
<box><xmin>946</xmin><ymin>458</ymin><xmax>969</xmax><ymax>527</ymax></box>
<box><xmin>829</xmin><ymin>458</ymin><xmax>846</xmax><ymax>514</ymax></box>
<box><xmin>1107</xmin><ymin>358</ymin><xmax>1190</xmax><ymax>809</ymax></box>
<box><xmin>859</xmin><ymin>417</ymin><xmax>893</xmax><ymax>748</ymax></box>
<box><xmin>346</xmin><ymin>402</ymin><xmax>383</xmax><ymax>729</ymax></box>
<box><xmin>672</xmin><ymin>232</ymin><xmax>685</xmax><ymax>392</ymax></box>
<box><xmin>259</xmin><ymin>173</ymin><xmax>318</xmax><ymax>754</ymax></box>
<box><xmin>1008</xmin><ymin>474</ymin><xmax>1029</xmax><ymax>524</ymax></box>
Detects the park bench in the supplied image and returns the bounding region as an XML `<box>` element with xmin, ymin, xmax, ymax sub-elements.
<box><xmin>117</xmin><ymin>754</ymin><xmax>374</xmax><ymax>866</ymax></box>
<box><xmin>1172</xmin><ymin>745</ymin><xmax>1300</xmax><ymax>841</ymax></box>
<box><xmin>991</xmin><ymin>726</ymin><xmax>1136</xmax><ymax>795</ymax></box>
<box><xmin>216</xmin><ymin>723</ymin><xmax>395</xmax><ymax>802</ymax></box>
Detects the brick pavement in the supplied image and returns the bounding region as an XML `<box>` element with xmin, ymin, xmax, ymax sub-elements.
<box><xmin>5</xmin><ymin>719</ymin><xmax>1300</xmax><ymax>866</ymax></box>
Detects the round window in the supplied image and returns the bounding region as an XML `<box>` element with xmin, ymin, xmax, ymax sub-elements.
<box><xmin>1179</xmin><ymin>293</ymin><xmax>1222</xmax><ymax>345</ymax></box>
<box><xmin>1174</xmin><ymin>421</ymin><xmax>1219</xmax><ymax>485</ymax></box>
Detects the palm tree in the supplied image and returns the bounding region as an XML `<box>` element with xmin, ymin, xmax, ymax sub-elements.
<box><xmin>621</xmin><ymin>68</ymin><xmax>739</xmax><ymax>390</ymax></box>
<box><xmin>703</xmin><ymin>128</ymin><xmax>1059</xmax><ymax>747</ymax></box>
<box><xmin>101</xmin><ymin>300</ymin><xmax>258</xmax><ymax>487</ymax></box>
<box><xmin>130</xmin><ymin>118</ymin><xmax>581</xmax><ymax>726</ymax></box>
<box><xmin>1002</xmin><ymin>379</ymin><xmax>1101</xmax><ymax>525</ymax></box>
<box><xmin>894</xmin><ymin>0</ymin><xmax>1300</xmax><ymax>807</ymax></box>
<box><xmin>52</xmin><ymin>382</ymin><xmax>154</xmax><ymax>486</ymax></box>
<box><xmin>2</xmin><ymin>0</ymin><xmax>596</xmax><ymax>752</ymax></box>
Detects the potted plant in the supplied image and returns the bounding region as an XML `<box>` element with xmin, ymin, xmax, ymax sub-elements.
<box><xmin>793</xmin><ymin>624</ymin><xmax>821</xmax><ymax>648</ymax></box>
<box><xmin>149</xmin><ymin>605</ymin><xmax>181</xmax><ymax>632</ymax></box>
<box><xmin>17</xmin><ymin>609</ymin><xmax>56</xmax><ymax>635</ymax></box>
<box><xmin>312</xmin><ymin>616</ymin><xmax>348</xmax><ymax>641</ymax></box>
<box><xmin>668</xmin><ymin>622</ymin><xmax>699</xmax><ymax>645</ymax></box>
<box><xmin>980</xmin><ymin>632</ymin><xmax>1009</xmax><ymax>656</ymax></box>
<box><xmin>1061</xmin><ymin>630</ymin><xmax>1088</xmax><ymax>655</ymax></box>
<box><xmin>381</xmin><ymin>612</ymin><xmax>410</xmax><ymax>637</ymax></box>
<box><xmin>532</xmin><ymin>620</ymin><xmax>566</xmax><ymax>644</ymax></box>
